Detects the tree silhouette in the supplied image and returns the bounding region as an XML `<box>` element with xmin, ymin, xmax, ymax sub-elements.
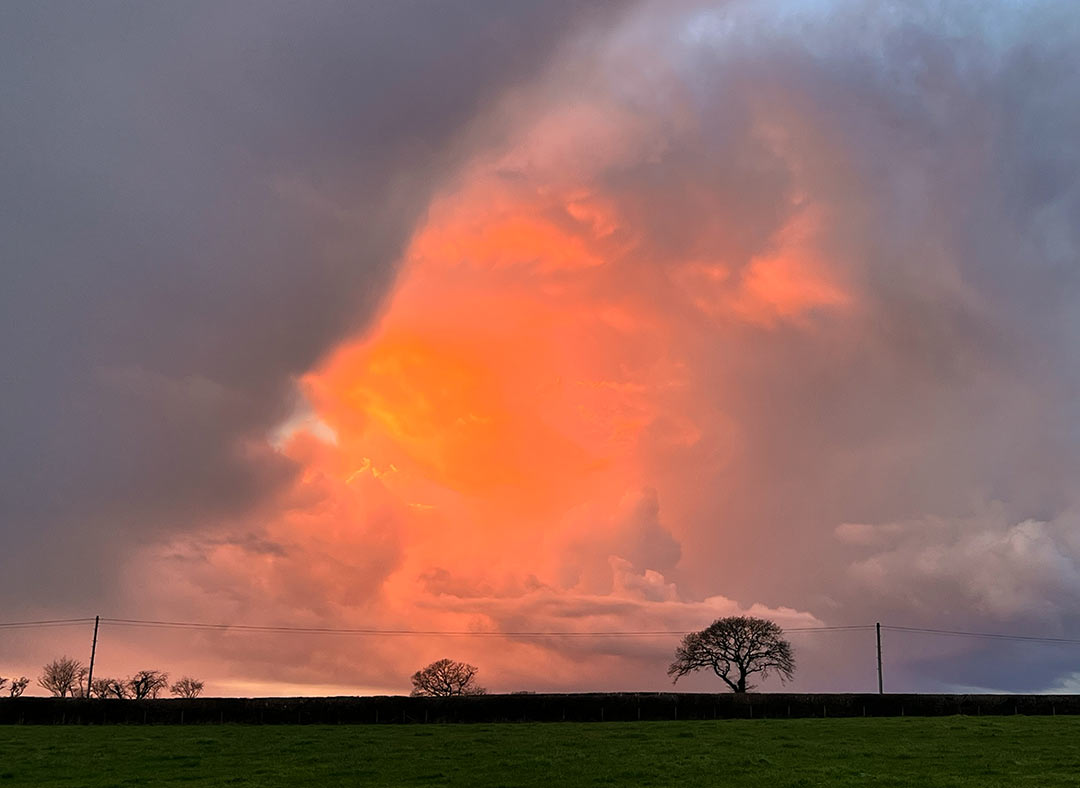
<box><xmin>8</xmin><ymin>677</ymin><xmax>29</xmax><ymax>697</ymax></box>
<box><xmin>90</xmin><ymin>677</ymin><xmax>129</xmax><ymax>699</ymax></box>
<box><xmin>169</xmin><ymin>676</ymin><xmax>205</xmax><ymax>698</ymax></box>
<box><xmin>410</xmin><ymin>659</ymin><xmax>486</xmax><ymax>697</ymax></box>
<box><xmin>668</xmin><ymin>616</ymin><xmax>795</xmax><ymax>693</ymax></box>
<box><xmin>38</xmin><ymin>656</ymin><xmax>88</xmax><ymax>698</ymax></box>
<box><xmin>127</xmin><ymin>670</ymin><xmax>169</xmax><ymax>699</ymax></box>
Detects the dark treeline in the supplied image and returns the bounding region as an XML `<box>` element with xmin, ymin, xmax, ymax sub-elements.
<box><xmin>2</xmin><ymin>693</ymin><xmax>1078</xmax><ymax>725</ymax></box>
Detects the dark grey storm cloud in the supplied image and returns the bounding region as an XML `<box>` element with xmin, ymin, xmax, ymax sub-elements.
<box><xmin>0</xmin><ymin>1</ymin><xmax>630</xmax><ymax>605</ymax></box>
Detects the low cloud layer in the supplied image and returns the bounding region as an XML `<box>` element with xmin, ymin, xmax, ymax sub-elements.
<box><xmin>4</xmin><ymin>0</ymin><xmax>1080</xmax><ymax>694</ymax></box>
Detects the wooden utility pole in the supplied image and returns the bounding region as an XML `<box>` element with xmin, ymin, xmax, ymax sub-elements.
<box><xmin>876</xmin><ymin>622</ymin><xmax>883</xmax><ymax>694</ymax></box>
<box><xmin>86</xmin><ymin>615</ymin><xmax>100</xmax><ymax>698</ymax></box>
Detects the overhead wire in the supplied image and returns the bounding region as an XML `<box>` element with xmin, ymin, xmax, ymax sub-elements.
<box><xmin>100</xmin><ymin>618</ymin><xmax>876</xmax><ymax>637</ymax></box>
<box><xmin>4</xmin><ymin>618</ymin><xmax>1076</xmax><ymax>645</ymax></box>
<box><xmin>0</xmin><ymin>618</ymin><xmax>96</xmax><ymax>630</ymax></box>
<box><xmin>882</xmin><ymin>625</ymin><xmax>1080</xmax><ymax>646</ymax></box>
<box><xmin>0</xmin><ymin>617</ymin><xmax>872</xmax><ymax>638</ymax></box>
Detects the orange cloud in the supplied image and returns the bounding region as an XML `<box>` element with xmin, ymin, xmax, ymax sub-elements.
<box><xmin>111</xmin><ymin>28</ymin><xmax>854</xmax><ymax>695</ymax></box>
<box><xmin>674</xmin><ymin>205</ymin><xmax>850</xmax><ymax>326</ymax></box>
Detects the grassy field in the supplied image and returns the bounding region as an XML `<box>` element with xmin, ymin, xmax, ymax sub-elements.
<box><xmin>1</xmin><ymin>717</ymin><xmax>1078</xmax><ymax>787</ymax></box>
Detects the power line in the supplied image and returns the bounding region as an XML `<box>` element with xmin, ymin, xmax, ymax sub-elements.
<box><xmin>100</xmin><ymin>618</ymin><xmax>875</xmax><ymax>637</ymax></box>
<box><xmin>103</xmin><ymin>619</ymin><xmax>675</xmax><ymax>637</ymax></box>
<box><xmin>0</xmin><ymin>616</ymin><xmax>870</xmax><ymax>638</ymax></box>
<box><xmin>102</xmin><ymin>618</ymin><xmax>862</xmax><ymax>637</ymax></box>
<box><xmin>0</xmin><ymin>617</ymin><xmax>96</xmax><ymax>630</ymax></box>
<box><xmin>883</xmin><ymin>625</ymin><xmax>1080</xmax><ymax>646</ymax></box>
<box><xmin>7</xmin><ymin>616</ymin><xmax>1076</xmax><ymax>696</ymax></box>
<box><xmin>7</xmin><ymin>618</ymin><xmax>1077</xmax><ymax>646</ymax></box>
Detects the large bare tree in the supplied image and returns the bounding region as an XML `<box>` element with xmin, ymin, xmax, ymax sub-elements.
<box><xmin>38</xmin><ymin>656</ymin><xmax>88</xmax><ymax>698</ymax></box>
<box><xmin>668</xmin><ymin>616</ymin><xmax>795</xmax><ymax>693</ymax></box>
<box><xmin>410</xmin><ymin>659</ymin><xmax>486</xmax><ymax>697</ymax></box>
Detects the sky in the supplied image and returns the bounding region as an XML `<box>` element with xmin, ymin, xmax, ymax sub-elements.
<box><xmin>3</xmin><ymin>0</ymin><xmax>1080</xmax><ymax>696</ymax></box>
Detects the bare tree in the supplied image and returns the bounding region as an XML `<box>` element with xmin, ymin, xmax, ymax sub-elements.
<box><xmin>0</xmin><ymin>678</ymin><xmax>5</xmax><ymax>694</ymax></box>
<box><xmin>169</xmin><ymin>677</ymin><xmax>205</xmax><ymax>699</ymax></box>
<box><xmin>38</xmin><ymin>656</ymin><xmax>88</xmax><ymax>698</ymax></box>
<box><xmin>410</xmin><ymin>659</ymin><xmax>486</xmax><ymax>697</ymax></box>
<box><xmin>8</xmin><ymin>677</ymin><xmax>29</xmax><ymax>697</ymax></box>
<box><xmin>668</xmin><ymin>616</ymin><xmax>795</xmax><ymax>693</ymax></box>
<box><xmin>127</xmin><ymin>670</ymin><xmax>169</xmax><ymax>700</ymax></box>
<box><xmin>90</xmin><ymin>677</ymin><xmax>129</xmax><ymax>699</ymax></box>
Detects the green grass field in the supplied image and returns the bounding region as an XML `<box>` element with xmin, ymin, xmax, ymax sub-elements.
<box><xmin>1</xmin><ymin>717</ymin><xmax>1077</xmax><ymax>787</ymax></box>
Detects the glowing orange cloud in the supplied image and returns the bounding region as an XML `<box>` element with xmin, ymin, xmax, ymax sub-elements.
<box><xmin>112</xmin><ymin>55</ymin><xmax>846</xmax><ymax>695</ymax></box>
<box><xmin>280</xmin><ymin>90</ymin><xmax>846</xmax><ymax>629</ymax></box>
<box><xmin>673</xmin><ymin>206</ymin><xmax>850</xmax><ymax>327</ymax></box>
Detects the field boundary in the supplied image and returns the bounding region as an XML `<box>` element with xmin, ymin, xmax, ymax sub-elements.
<box><xmin>1</xmin><ymin>693</ymin><xmax>1077</xmax><ymax>724</ymax></box>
